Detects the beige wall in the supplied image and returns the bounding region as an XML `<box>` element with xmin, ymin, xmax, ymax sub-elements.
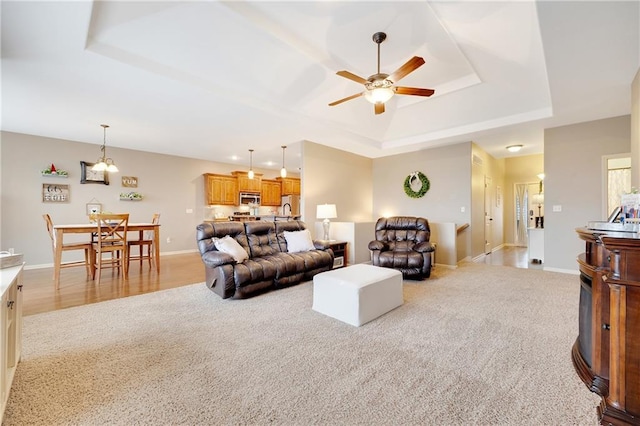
<box><xmin>300</xmin><ymin>141</ymin><xmax>374</xmax><ymax>238</ymax></box>
<box><xmin>544</xmin><ymin>115</ymin><xmax>631</xmax><ymax>272</ymax></box>
<box><xmin>503</xmin><ymin>154</ymin><xmax>545</xmax><ymax>245</ymax></box>
<box><xmin>0</xmin><ymin>131</ymin><xmax>297</xmax><ymax>266</ymax></box>
<box><xmin>632</xmin><ymin>68</ymin><xmax>640</xmax><ymax>188</ymax></box>
<box><xmin>372</xmin><ymin>142</ymin><xmax>472</xmax><ymax>224</ymax></box>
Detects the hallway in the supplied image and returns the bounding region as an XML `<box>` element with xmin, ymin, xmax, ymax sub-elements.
<box><xmin>480</xmin><ymin>245</ymin><xmax>543</xmax><ymax>270</ymax></box>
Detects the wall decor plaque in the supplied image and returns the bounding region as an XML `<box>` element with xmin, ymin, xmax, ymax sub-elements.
<box><xmin>121</xmin><ymin>176</ymin><xmax>138</xmax><ymax>188</ymax></box>
<box><xmin>42</xmin><ymin>183</ymin><xmax>70</xmax><ymax>203</ymax></box>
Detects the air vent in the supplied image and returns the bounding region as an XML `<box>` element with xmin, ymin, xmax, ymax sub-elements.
<box><xmin>472</xmin><ymin>155</ymin><xmax>483</xmax><ymax>166</ymax></box>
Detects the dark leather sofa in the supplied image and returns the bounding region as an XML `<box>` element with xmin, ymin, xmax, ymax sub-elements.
<box><xmin>368</xmin><ymin>216</ymin><xmax>435</xmax><ymax>279</ymax></box>
<box><xmin>196</xmin><ymin>220</ymin><xmax>334</xmax><ymax>299</ymax></box>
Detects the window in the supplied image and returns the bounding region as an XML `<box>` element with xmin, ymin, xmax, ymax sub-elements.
<box><xmin>606</xmin><ymin>156</ymin><xmax>631</xmax><ymax>217</ymax></box>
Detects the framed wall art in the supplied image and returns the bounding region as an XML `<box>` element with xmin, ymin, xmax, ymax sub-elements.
<box><xmin>42</xmin><ymin>183</ymin><xmax>70</xmax><ymax>203</ymax></box>
<box><xmin>85</xmin><ymin>202</ymin><xmax>102</xmax><ymax>216</ymax></box>
<box><xmin>80</xmin><ymin>161</ymin><xmax>109</xmax><ymax>185</ymax></box>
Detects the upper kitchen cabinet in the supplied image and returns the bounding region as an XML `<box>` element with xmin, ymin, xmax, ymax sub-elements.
<box><xmin>204</xmin><ymin>173</ymin><xmax>237</xmax><ymax>205</ymax></box>
<box><xmin>232</xmin><ymin>171</ymin><xmax>262</xmax><ymax>193</ymax></box>
<box><xmin>261</xmin><ymin>179</ymin><xmax>281</xmax><ymax>206</ymax></box>
<box><xmin>276</xmin><ymin>177</ymin><xmax>300</xmax><ymax>196</ymax></box>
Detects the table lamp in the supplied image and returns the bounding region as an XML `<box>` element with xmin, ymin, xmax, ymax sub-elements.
<box><xmin>317</xmin><ymin>204</ymin><xmax>337</xmax><ymax>240</ymax></box>
<box><xmin>531</xmin><ymin>192</ymin><xmax>544</xmax><ymax>228</ymax></box>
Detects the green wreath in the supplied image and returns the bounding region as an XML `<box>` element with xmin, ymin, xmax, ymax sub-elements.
<box><xmin>404</xmin><ymin>171</ymin><xmax>430</xmax><ymax>198</ymax></box>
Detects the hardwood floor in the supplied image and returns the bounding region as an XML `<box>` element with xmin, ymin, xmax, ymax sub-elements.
<box><xmin>480</xmin><ymin>245</ymin><xmax>540</xmax><ymax>269</ymax></box>
<box><xmin>23</xmin><ymin>246</ymin><xmax>536</xmax><ymax>317</ymax></box>
<box><xmin>22</xmin><ymin>252</ymin><xmax>204</xmax><ymax>317</ymax></box>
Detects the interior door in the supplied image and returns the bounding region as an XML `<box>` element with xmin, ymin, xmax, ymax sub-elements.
<box><xmin>484</xmin><ymin>176</ymin><xmax>493</xmax><ymax>255</ymax></box>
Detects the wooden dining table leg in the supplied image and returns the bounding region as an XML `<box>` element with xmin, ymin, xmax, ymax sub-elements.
<box><xmin>154</xmin><ymin>226</ymin><xmax>160</xmax><ymax>273</ymax></box>
<box><xmin>54</xmin><ymin>228</ymin><xmax>64</xmax><ymax>290</ymax></box>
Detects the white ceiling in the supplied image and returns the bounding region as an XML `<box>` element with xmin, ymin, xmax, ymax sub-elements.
<box><xmin>2</xmin><ymin>1</ymin><xmax>639</xmax><ymax>173</ymax></box>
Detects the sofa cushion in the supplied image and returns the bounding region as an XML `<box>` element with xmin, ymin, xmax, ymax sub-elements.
<box><xmin>214</xmin><ymin>235</ymin><xmax>249</xmax><ymax>263</ymax></box>
<box><xmin>244</xmin><ymin>221</ymin><xmax>280</xmax><ymax>257</ymax></box>
<box><xmin>284</xmin><ymin>229</ymin><xmax>315</xmax><ymax>253</ymax></box>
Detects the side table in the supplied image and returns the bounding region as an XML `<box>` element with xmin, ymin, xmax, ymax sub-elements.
<box><xmin>324</xmin><ymin>241</ymin><xmax>348</xmax><ymax>269</ymax></box>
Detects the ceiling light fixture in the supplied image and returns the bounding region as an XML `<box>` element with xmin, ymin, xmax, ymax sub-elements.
<box><xmin>248</xmin><ymin>149</ymin><xmax>255</xmax><ymax>179</ymax></box>
<box><xmin>506</xmin><ymin>144</ymin><xmax>523</xmax><ymax>153</ymax></box>
<box><xmin>280</xmin><ymin>145</ymin><xmax>287</xmax><ymax>178</ymax></box>
<box><xmin>364</xmin><ymin>77</ymin><xmax>395</xmax><ymax>104</ymax></box>
<box><xmin>92</xmin><ymin>124</ymin><xmax>118</xmax><ymax>173</ymax></box>
<box><xmin>364</xmin><ymin>32</ymin><xmax>394</xmax><ymax>105</ymax></box>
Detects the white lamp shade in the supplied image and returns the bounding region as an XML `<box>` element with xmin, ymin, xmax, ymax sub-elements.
<box><xmin>531</xmin><ymin>193</ymin><xmax>544</xmax><ymax>205</ymax></box>
<box><xmin>316</xmin><ymin>204</ymin><xmax>337</xmax><ymax>219</ymax></box>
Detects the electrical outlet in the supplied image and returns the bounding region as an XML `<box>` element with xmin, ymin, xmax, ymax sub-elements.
<box><xmin>185</xmin><ymin>208</ymin><xmax>193</xmax><ymax>214</ymax></box>
<box><xmin>553</xmin><ymin>205</ymin><xmax>562</xmax><ymax>212</ymax></box>
<box><xmin>166</xmin><ymin>237</ymin><xmax>172</xmax><ymax>243</ymax></box>
<box><xmin>460</xmin><ymin>206</ymin><xmax>465</xmax><ymax>213</ymax></box>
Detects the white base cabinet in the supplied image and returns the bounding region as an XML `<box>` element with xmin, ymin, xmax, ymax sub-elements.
<box><xmin>528</xmin><ymin>228</ymin><xmax>544</xmax><ymax>263</ymax></box>
<box><xmin>0</xmin><ymin>264</ymin><xmax>23</xmax><ymax>422</ymax></box>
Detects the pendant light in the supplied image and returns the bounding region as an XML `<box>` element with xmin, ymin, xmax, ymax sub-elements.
<box><xmin>92</xmin><ymin>124</ymin><xmax>119</xmax><ymax>173</ymax></box>
<box><xmin>248</xmin><ymin>149</ymin><xmax>255</xmax><ymax>179</ymax></box>
<box><xmin>280</xmin><ymin>145</ymin><xmax>287</xmax><ymax>178</ymax></box>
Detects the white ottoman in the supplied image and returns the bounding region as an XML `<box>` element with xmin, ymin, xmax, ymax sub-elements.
<box><xmin>312</xmin><ymin>264</ymin><xmax>403</xmax><ymax>327</ymax></box>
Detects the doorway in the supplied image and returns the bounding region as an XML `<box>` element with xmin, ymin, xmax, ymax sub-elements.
<box><xmin>603</xmin><ymin>154</ymin><xmax>631</xmax><ymax>218</ymax></box>
<box><xmin>514</xmin><ymin>182</ymin><xmax>539</xmax><ymax>246</ymax></box>
<box><xmin>484</xmin><ymin>176</ymin><xmax>493</xmax><ymax>255</ymax></box>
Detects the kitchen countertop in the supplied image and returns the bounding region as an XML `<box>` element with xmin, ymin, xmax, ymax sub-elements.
<box><xmin>257</xmin><ymin>215</ymin><xmax>301</xmax><ymax>221</ymax></box>
<box><xmin>207</xmin><ymin>215</ymin><xmax>301</xmax><ymax>222</ymax></box>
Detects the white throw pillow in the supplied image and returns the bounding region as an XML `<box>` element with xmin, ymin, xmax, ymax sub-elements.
<box><xmin>214</xmin><ymin>235</ymin><xmax>248</xmax><ymax>263</ymax></box>
<box><xmin>284</xmin><ymin>229</ymin><xmax>315</xmax><ymax>253</ymax></box>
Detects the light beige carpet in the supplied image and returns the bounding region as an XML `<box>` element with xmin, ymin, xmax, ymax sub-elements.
<box><xmin>5</xmin><ymin>263</ymin><xmax>600</xmax><ymax>425</ymax></box>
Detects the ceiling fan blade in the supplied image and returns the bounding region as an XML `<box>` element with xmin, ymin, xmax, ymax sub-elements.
<box><xmin>328</xmin><ymin>92</ymin><xmax>364</xmax><ymax>106</ymax></box>
<box><xmin>389</xmin><ymin>56</ymin><xmax>425</xmax><ymax>83</ymax></box>
<box><xmin>395</xmin><ymin>86</ymin><xmax>435</xmax><ymax>97</ymax></box>
<box><xmin>374</xmin><ymin>103</ymin><xmax>385</xmax><ymax>115</ymax></box>
<box><xmin>336</xmin><ymin>70</ymin><xmax>368</xmax><ymax>85</ymax></box>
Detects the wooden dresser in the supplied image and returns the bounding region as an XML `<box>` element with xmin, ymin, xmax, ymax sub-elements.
<box><xmin>575</xmin><ymin>227</ymin><xmax>640</xmax><ymax>425</ymax></box>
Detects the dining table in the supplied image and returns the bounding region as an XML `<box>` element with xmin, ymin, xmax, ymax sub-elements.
<box><xmin>52</xmin><ymin>222</ymin><xmax>161</xmax><ymax>289</ymax></box>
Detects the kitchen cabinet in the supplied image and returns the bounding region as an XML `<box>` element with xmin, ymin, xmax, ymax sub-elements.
<box><xmin>261</xmin><ymin>179</ymin><xmax>281</xmax><ymax>206</ymax></box>
<box><xmin>204</xmin><ymin>173</ymin><xmax>237</xmax><ymax>206</ymax></box>
<box><xmin>276</xmin><ymin>177</ymin><xmax>300</xmax><ymax>195</ymax></box>
<box><xmin>0</xmin><ymin>263</ymin><xmax>23</xmax><ymax>422</ymax></box>
<box><xmin>232</xmin><ymin>171</ymin><xmax>262</xmax><ymax>193</ymax></box>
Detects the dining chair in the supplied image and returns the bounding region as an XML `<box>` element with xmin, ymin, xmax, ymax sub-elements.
<box><xmin>127</xmin><ymin>213</ymin><xmax>160</xmax><ymax>269</ymax></box>
<box><xmin>43</xmin><ymin>214</ymin><xmax>95</xmax><ymax>280</ymax></box>
<box><xmin>93</xmin><ymin>213</ymin><xmax>129</xmax><ymax>285</ymax></box>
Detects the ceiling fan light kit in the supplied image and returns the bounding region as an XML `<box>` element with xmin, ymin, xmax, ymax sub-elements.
<box><xmin>329</xmin><ymin>31</ymin><xmax>434</xmax><ymax>115</ymax></box>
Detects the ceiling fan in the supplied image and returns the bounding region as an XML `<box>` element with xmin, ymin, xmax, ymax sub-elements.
<box><xmin>329</xmin><ymin>32</ymin><xmax>434</xmax><ymax>115</ymax></box>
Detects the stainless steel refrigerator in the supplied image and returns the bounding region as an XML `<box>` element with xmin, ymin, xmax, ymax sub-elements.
<box><xmin>281</xmin><ymin>195</ymin><xmax>300</xmax><ymax>216</ymax></box>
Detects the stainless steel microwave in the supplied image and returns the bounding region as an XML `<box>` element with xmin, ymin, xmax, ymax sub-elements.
<box><xmin>239</xmin><ymin>192</ymin><xmax>260</xmax><ymax>205</ymax></box>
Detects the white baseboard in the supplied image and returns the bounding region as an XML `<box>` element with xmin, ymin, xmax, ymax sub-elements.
<box><xmin>435</xmin><ymin>263</ymin><xmax>458</xmax><ymax>270</ymax></box>
<box><xmin>543</xmin><ymin>267</ymin><xmax>579</xmax><ymax>275</ymax></box>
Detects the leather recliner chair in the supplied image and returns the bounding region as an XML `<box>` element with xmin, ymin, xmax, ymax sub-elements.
<box><xmin>368</xmin><ymin>216</ymin><xmax>435</xmax><ymax>279</ymax></box>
